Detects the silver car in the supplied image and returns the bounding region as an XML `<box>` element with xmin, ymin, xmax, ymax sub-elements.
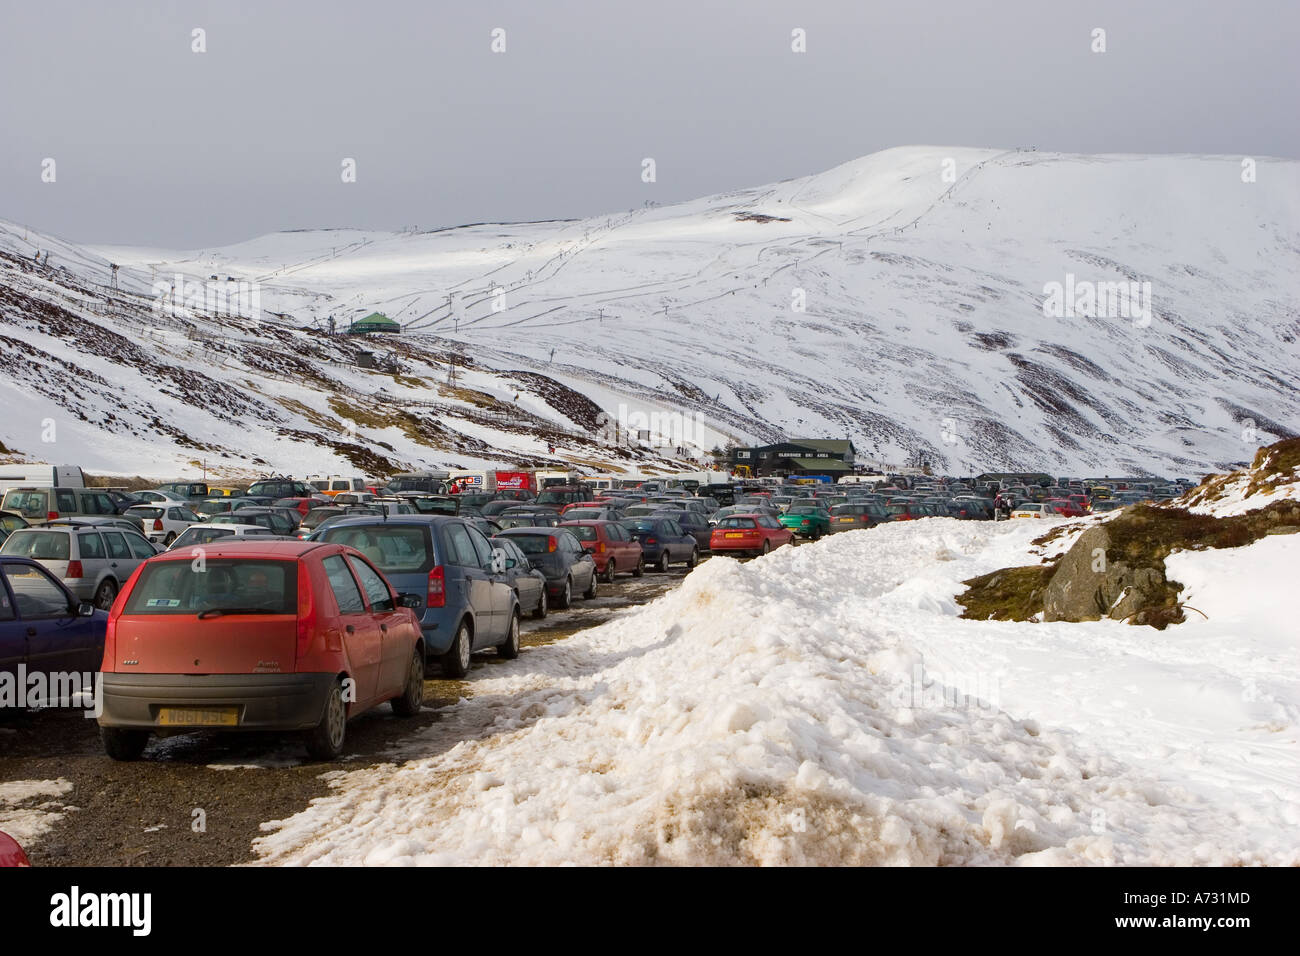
<box><xmin>0</xmin><ymin>522</ymin><xmax>156</xmax><ymax>609</ymax></box>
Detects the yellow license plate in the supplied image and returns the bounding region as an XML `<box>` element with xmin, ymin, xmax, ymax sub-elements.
<box><xmin>838</xmin><ymin>517</ymin><xmax>854</xmax><ymax>522</ymax></box>
<box><xmin>157</xmin><ymin>707</ymin><xmax>238</xmax><ymax>727</ymax></box>
<box><xmin>724</xmin><ymin>532</ymin><xmax>743</xmax><ymax>538</ymax></box>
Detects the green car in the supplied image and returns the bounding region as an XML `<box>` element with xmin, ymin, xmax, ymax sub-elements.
<box><xmin>779</xmin><ymin>504</ymin><xmax>831</xmax><ymax>539</ymax></box>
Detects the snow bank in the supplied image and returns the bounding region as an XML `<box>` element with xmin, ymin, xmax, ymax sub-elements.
<box><xmin>254</xmin><ymin>519</ymin><xmax>1297</xmax><ymax>866</ymax></box>
<box><xmin>0</xmin><ymin>777</ymin><xmax>74</xmax><ymax>849</ymax></box>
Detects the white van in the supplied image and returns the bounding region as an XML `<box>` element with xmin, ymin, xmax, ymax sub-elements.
<box><xmin>448</xmin><ymin>470</ymin><xmax>497</xmax><ymax>493</ymax></box>
<box><xmin>0</xmin><ymin>465</ymin><xmax>85</xmax><ymax>494</ymax></box>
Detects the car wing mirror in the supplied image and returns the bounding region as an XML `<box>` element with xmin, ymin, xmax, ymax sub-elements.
<box><xmin>397</xmin><ymin>593</ymin><xmax>421</xmax><ymax>608</ymax></box>
<box><xmin>77</xmin><ymin>601</ymin><xmax>95</xmax><ymax>617</ymax></box>
<box><xmin>504</xmin><ymin>558</ymin><xmax>517</xmax><ymax>569</ymax></box>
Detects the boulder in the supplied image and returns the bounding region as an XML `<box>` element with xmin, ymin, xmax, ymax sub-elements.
<box><xmin>1042</xmin><ymin>525</ymin><xmax>1170</xmax><ymax>623</ymax></box>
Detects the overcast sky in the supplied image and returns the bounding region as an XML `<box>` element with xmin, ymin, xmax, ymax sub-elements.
<box><xmin>2</xmin><ymin>0</ymin><xmax>1296</xmax><ymax>248</ymax></box>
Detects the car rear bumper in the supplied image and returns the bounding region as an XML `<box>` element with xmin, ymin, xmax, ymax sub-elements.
<box><xmin>97</xmin><ymin>672</ymin><xmax>336</xmax><ymax>732</ymax></box>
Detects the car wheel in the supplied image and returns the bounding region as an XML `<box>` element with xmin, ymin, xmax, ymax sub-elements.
<box><xmin>556</xmin><ymin>577</ymin><xmax>572</xmax><ymax>609</ymax></box>
<box><xmin>94</xmin><ymin>579</ymin><xmax>118</xmax><ymax>611</ymax></box>
<box><xmin>685</xmin><ymin>547</ymin><xmax>698</xmax><ymax>569</ymax></box>
<box><xmin>303</xmin><ymin>680</ymin><xmax>347</xmax><ymax>760</ymax></box>
<box><xmin>600</xmin><ymin>558</ymin><xmax>616</xmax><ymax>584</ymax></box>
<box><xmin>164</xmin><ymin>532</ymin><xmax>175</xmax><ymax>545</ymax></box>
<box><xmin>498</xmin><ymin>612</ymin><xmax>521</xmax><ymax>659</ymax></box>
<box><xmin>632</xmin><ymin>555</ymin><xmax>645</xmax><ymax>578</ymax></box>
<box><xmin>390</xmin><ymin>647</ymin><xmax>425</xmax><ymax>716</ymax></box>
<box><xmin>440</xmin><ymin>620</ymin><xmax>473</xmax><ymax>678</ymax></box>
<box><xmin>101</xmin><ymin>727</ymin><xmax>148</xmax><ymax>761</ymax></box>
<box><xmin>583</xmin><ymin>571</ymin><xmax>598</xmax><ymax>600</ymax></box>
<box><xmin>655</xmin><ymin>551</ymin><xmax>669</xmax><ymax>573</ymax></box>
<box><xmin>761</xmin><ymin>541</ymin><xmax>771</xmax><ymax>555</ymax></box>
<box><xmin>532</xmin><ymin>588</ymin><xmax>547</xmax><ymax>620</ymax></box>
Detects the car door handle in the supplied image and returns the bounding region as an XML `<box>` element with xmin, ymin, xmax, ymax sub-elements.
<box><xmin>345</xmin><ymin>625</ymin><xmax>355</xmax><ymax>634</ymax></box>
<box><xmin>380</xmin><ymin>624</ymin><xmax>388</xmax><ymax>632</ymax></box>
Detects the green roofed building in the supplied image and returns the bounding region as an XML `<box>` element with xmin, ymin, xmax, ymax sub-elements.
<box><xmin>349</xmin><ymin>312</ymin><xmax>400</xmax><ymax>334</ymax></box>
<box><xmin>729</xmin><ymin>438</ymin><xmax>856</xmax><ymax>477</ymax></box>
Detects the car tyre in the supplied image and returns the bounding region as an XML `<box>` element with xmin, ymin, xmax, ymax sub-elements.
<box><xmin>440</xmin><ymin>620</ymin><xmax>474</xmax><ymax>678</ymax></box>
<box><xmin>583</xmin><ymin>571</ymin><xmax>598</xmax><ymax>600</ymax></box>
<box><xmin>685</xmin><ymin>547</ymin><xmax>698</xmax><ymax>569</ymax></box>
<box><xmin>632</xmin><ymin>555</ymin><xmax>645</xmax><ymax>578</ymax></box>
<box><xmin>304</xmin><ymin>679</ymin><xmax>347</xmax><ymax>760</ymax></box>
<box><xmin>391</xmin><ymin>647</ymin><xmax>425</xmax><ymax>716</ymax></box>
<box><xmin>94</xmin><ymin>579</ymin><xmax>118</xmax><ymax>611</ymax></box>
<box><xmin>101</xmin><ymin>727</ymin><xmax>148</xmax><ymax>761</ymax></box>
<box><xmin>556</xmin><ymin>577</ymin><xmax>572</xmax><ymax>609</ymax></box>
<box><xmin>164</xmin><ymin>532</ymin><xmax>176</xmax><ymax>545</ymax></box>
<box><xmin>655</xmin><ymin>551</ymin><xmax>669</xmax><ymax>573</ymax></box>
<box><xmin>761</xmin><ymin>541</ymin><xmax>771</xmax><ymax>555</ymax></box>
<box><xmin>532</xmin><ymin>588</ymin><xmax>547</xmax><ymax>620</ymax></box>
<box><xmin>498</xmin><ymin>612</ymin><xmax>521</xmax><ymax>659</ymax></box>
<box><xmin>600</xmin><ymin>558</ymin><xmax>616</xmax><ymax>584</ymax></box>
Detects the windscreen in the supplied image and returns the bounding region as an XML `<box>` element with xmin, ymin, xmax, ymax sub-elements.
<box><xmin>122</xmin><ymin>559</ymin><xmax>297</xmax><ymax>615</ymax></box>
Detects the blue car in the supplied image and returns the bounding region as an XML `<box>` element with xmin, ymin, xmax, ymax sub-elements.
<box><xmin>311</xmin><ymin>516</ymin><xmax>519</xmax><ymax>678</ymax></box>
<box><xmin>1</xmin><ymin>555</ymin><xmax>107</xmax><ymax>703</ymax></box>
<box><xmin>615</xmin><ymin>517</ymin><xmax>699</xmax><ymax>572</ymax></box>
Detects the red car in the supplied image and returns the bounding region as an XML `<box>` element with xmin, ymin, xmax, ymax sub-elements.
<box><xmin>1046</xmin><ymin>498</ymin><xmax>1087</xmax><ymax>518</ymax></box>
<box><xmin>0</xmin><ymin>831</ymin><xmax>30</xmax><ymax>867</ymax></box>
<box><xmin>97</xmin><ymin>539</ymin><xmax>428</xmax><ymax>761</ymax></box>
<box><xmin>709</xmin><ymin>513</ymin><xmax>794</xmax><ymax>556</ymax></box>
<box><xmin>559</xmin><ymin>519</ymin><xmax>645</xmax><ymax>580</ymax></box>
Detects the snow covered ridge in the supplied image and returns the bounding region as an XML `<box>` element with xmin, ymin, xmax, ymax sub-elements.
<box><xmin>5</xmin><ymin>146</ymin><xmax>1300</xmax><ymax>476</ymax></box>
<box><xmin>0</xmin><ymin>245</ymin><xmax>709</xmax><ymax>478</ymax></box>
<box><xmin>252</xmin><ymin>521</ymin><xmax>1297</xmax><ymax>866</ymax></box>
<box><xmin>1177</xmin><ymin>437</ymin><xmax>1300</xmax><ymax>517</ymax></box>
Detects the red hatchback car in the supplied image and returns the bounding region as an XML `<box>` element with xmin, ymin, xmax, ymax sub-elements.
<box><xmin>97</xmin><ymin>540</ymin><xmax>427</xmax><ymax>761</ymax></box>
<box><xmin>559</xmin><ymin>519</ymin><xmax>645</xmax><ymax>580</ymax></box>
<box><xmin>709</xmin><ymin>513</ymin><xmax>794</xmax><ymax>556</ymax></box>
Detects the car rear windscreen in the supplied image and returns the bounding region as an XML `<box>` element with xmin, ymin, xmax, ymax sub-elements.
<box><xmin>123</xmin><ymin>559</ymin><xmax>297</xmax><ymax>615</ymax></box>
<box><xmin>506</xmin><ymin>534</ymin><xmax>552</xmax><ymax>554</ymax></box>
<box><xmin>175</xmin><ymin>527</ymin><xmax>236</xmax><ymax>546</ymax></box>
<box><xmin>129</xmin><ymin>507</ymin><xmax>164</xmax><ymax>519</ymax></box>
<box><xmin>1</xmin><ymin>530</ymin><xmax>71</xmax><ymax>560</ymax></box>
<box><xmin>317</xmin><ymin>525</ymin><xmax>432</xmax><ymax>573</ymax></box>
<box><xmin>564</xmin><ymin>525</ymin><xmax>598</xmax><ymax>542</ymax></box>
<box><xmin>2</xmin><ymin>491</ymin><xmax>49</xmax><ymax>517</ymax></box>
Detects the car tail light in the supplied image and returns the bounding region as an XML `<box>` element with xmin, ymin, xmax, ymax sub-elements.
<box><xmin>427</xmin><ymin>565</ymin><xmax>445</xmax><ymax>608</ymax></box>
<box><xmin>102</xmin><ymin>613</ymin><xmax>117</xmax><ymax>670</ymax></box>
<box><xmin>645</xmin><ymin>537</ymin><xmax>657</xmax><ymax>545</ymax></box>
<box><xmin>596</xmin><ymin>541</ymin><xmax>606</xmax><ymax>554</ymax></box>
<box><xmin>47</xmin><ymin>511</ymin><xmax>58</xmax><ymax>521</ymax></box>
<box><xmin>800</xmin><ymin>519</ymin><xmax>809</xmax><ymax>526</ymax></box>
<box><xmin>153</xmin><ymin>518</ymin><xmax>164</xmax><ymax>531</ymax></box>
<box><xmin>296</xmin><ymin>567</ymin><xmax>316</xmax><ymax>658</ymax></box>
<box><xmin>67</xmin><ymin>560</ymin><xmax>84</xmax><ymax>579</ymax></box>
<box><xmin>547</xmin><ymin>536</ymin><xmax>557</xmax><ymax>553</ymax></box>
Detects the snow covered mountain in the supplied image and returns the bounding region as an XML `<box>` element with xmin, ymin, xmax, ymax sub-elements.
<box><xmin>3</xmin><ymin>146</ymin><xmax>1298</xmax><ymax>478</ymax></box>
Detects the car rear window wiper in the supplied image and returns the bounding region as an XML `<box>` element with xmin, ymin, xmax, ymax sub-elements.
<box><xmin>197</xmin><ymin>606</ymin><xmax>282</xmax><ymax>619</ymax></box>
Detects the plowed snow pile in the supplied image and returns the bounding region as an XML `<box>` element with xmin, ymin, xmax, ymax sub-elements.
<box><xmin>254</xmin><ymin>519</ymin><xmax>1300</xmax><ymax>866</ymax></box>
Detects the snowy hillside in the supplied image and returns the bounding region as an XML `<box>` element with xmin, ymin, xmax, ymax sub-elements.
<box><xmin>3</xmin><ymin>145</ymin><xmax>1299</xmax><ymax>477</ymax></box>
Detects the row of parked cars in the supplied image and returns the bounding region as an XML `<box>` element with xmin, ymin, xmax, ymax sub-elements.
<box><xmin>2</xmin><ymin>475</ymin><xmax>797</xmax><ymax>762</ymax></box>
<box><xmin>2</xmin><ymin>467</ymin><xmax>1177</xmax><ymax>768</ymax></box>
